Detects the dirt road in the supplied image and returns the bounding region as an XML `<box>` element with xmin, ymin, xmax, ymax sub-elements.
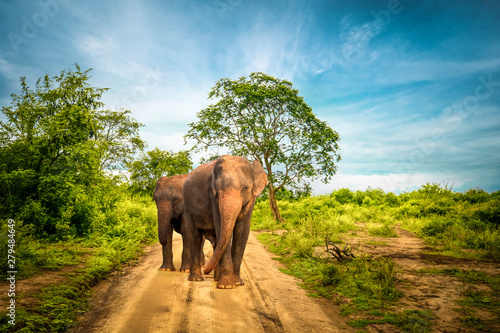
<box><xmin>74</xmin><ymin>232</ymin><xmax>347</xmax><ymax>333</ymax></box>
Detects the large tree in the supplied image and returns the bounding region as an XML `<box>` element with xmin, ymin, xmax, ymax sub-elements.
<box><xmin>0</xmin><ymin>65</ymin><xmax>145</xmax><ymax>237</ymax></box>
<box><xmin>185</xmin><ymin>72</ymin><xmax>341</xmax><ymax>222</ymax></box>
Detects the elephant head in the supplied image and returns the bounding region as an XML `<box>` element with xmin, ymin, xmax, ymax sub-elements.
<box><xmin>203</xmin><ymin>156</ymin><xmax>268</xmax><ymax>274</ymax></box>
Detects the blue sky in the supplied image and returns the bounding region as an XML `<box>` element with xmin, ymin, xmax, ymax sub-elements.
<box><xmin>1</xmin><ymin>0</ymin><xmax>499</xmax><ymax>194</ymax></box>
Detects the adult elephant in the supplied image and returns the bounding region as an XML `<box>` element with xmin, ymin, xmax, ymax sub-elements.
<box><xmin>183</xmin><ymin>155</ymin><xmax>268</xmax><ymax>289</ymax></box>
<box><xmin>153</xmin><ymin>174</ymin><xmax>192</xmax><ymax>272</ymax></box>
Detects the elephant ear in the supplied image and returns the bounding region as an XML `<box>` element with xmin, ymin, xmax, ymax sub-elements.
<box><xmin>210</xmin><ymin>158</ymin><xmax>222</xmax><ymax>197</ymax></box>
<box><xmin>252</xmin><ymin>159</ymin><xmax>268</xmax><ymax>197</ymax></box>
<box><xmin>210</xmin><ymin>172</ymin><xmax>217</xmax><ymax>197</ymax></box>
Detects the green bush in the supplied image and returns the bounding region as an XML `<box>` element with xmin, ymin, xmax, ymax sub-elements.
<box><xmin>462</xmin><ymin>188</ymin><xmax>490</xmax><ymax>204</ymax></box>
<box><xmin>471</xmin><ymin>200</ymin><xmax>500</xmax><ymax>226</ymax></box>
<box><xmin>320</xmin><ymin>263</ymin><xmax>343</xmax><ymax>286</ymax></box>
<box><xmin>338</xmin><ymin>257</ymin><xmax>403</xmax><ymax>306</ymax></box>
<box><xmin>332</xmin><ymin>188</ymin><xmax>354</xmax><ymax>204</ymax></box>
<box><xmin>421</xmin><ymin>217</ymin><xmax>454</xmax><ymax>237</ymax></box>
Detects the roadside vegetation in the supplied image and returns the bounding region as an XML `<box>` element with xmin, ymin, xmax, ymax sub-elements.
<box><xmin>0</xmin><ymin>66</ymin><xmax>181</xmax><ymax>332</ymax></box>
<box><xmin>253</xmin><ymin>183</ymin><xmax>500</xmax><ymax>332</ymax></box>
<box><xmin>0</xmin><ymin>187</ymin><xmax>158</xmax><ymax>332</ymax></box>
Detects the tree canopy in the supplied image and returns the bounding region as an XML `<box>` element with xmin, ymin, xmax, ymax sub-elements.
<box><xmin>128</xmin><ymin>148</ymin><xmax>192</xmax><ymax>194</ymax></box>
<box><xmin>0</xmin><ymin>65</ymin><xmax>145</xmax><ymax>238</ymax></box>
<box><xmin>185</xmin><ymin>72</ymin><xmax>341</xmax><ymax>221</ymax></box>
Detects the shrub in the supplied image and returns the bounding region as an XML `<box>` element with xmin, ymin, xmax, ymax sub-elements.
<box><xmin>332</xmin><ymin>188</ymin><xmax>354</xmax><ymax>204</ymax></box>
<box><xmin>320</xmin><ymin>263</ymin><xmax>343</xmax><ymax>286</ymax></box>
<box><xmin>471</xmin><ymin>200</ymin><xmax>500</xmax><ymax>226</ymax></box>
<box><xmin>421</xmin><ymin>217</ymin><xmax>454</xmax><ymax>237</ymax></box>
<box><xmin>462</xmin><ymin>188</ymin><xmax>490</xmax><ymax>204</ymax></box>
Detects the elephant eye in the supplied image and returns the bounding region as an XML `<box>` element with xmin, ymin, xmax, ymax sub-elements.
<box><xmin>242</xmin><ymin>185</ymin><xmax>248</xmax><ymax>191</ymax></box>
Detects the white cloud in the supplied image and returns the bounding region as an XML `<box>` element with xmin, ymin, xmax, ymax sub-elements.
<box><xmin>311</xmin><ymin>172</ymin><xmax>473</xmax><ymax>195</ymax></box>
<box><xmin>0</xmin><ymin>56</ymin><xmax>16</xmax><ymax>81</ymax></box>
<box><xmin>339</xmin><ymin>14</ymin><xmax>384</xmax><ymax>63</ymax></box>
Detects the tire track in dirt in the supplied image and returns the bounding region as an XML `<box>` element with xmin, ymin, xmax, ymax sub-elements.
<box><xmin>242</xmin><ymin>259</ymin><xmax>285</xmax><ymax>332</ymax></box>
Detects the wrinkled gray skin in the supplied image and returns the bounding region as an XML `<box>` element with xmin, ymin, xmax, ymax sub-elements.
<box><xmin>153</xmin><ymin>174</ymin><xmax>196</xmax><ymax>272</ymax></box>
<box><xmin>183</xmin><ymin>155</ymin><xmax>268</xmax><ymax>289</ymax></box>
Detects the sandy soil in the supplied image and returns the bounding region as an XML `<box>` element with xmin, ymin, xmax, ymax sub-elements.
<box><xmin>72</xmin><ymin>232</ymin><xmax>351</xmax><ymax>333</ymax></box>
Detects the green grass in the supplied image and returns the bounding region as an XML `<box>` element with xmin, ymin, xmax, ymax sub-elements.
<box><xmin>366</xmin><ymin>223</ymin><xmax>398</xmax><ymax>237</ymax></box>
<box><xmin>253</xmin><ymin>183</ymin><xmax>500</xmax><ymax>332</ymax></box>
<box><xmin>348</xmin><ymin>310</ymin><xmax>436</xmax><ymax>333</ymax></box>
<box><xmin>0</xmin><ymin>194</ymin><xmax>157</xmax><ymax>332</ymax></box>
<box><xmin>416</xmin><ymin>268</ymin><xmax>500</xmax><ymax>294</ymax></box>
<box><xmin>257</xmin><ymin>232</ymin><xmax>403</xmax><ymax>306</ymax></box>
<box><xmin>258</xmin><ymin>229</ymin><xmax>437</xmax><ymax>332</ymax></box>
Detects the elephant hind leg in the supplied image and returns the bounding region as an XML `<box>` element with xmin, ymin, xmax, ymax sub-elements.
<box><xmin>179</xmin><ymin>234</ymin><xmax>191</xmax><ymax>273</ymax></box>
<box><xmin>187</xmin><ymin>233</ymin><xmax>204</xmax><ymax>281</ymax></box>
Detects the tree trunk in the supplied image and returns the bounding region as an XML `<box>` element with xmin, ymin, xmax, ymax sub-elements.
<box><xmin>268</xmin><ymin>182</ymin><xmax>284</xmax><ymax>223</ymax></box>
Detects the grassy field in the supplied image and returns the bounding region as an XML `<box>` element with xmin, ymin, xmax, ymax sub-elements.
<box><xmin>252</xmin><ymin>183</ymin><xmax>500</xmax><ymax>332</ymax></box>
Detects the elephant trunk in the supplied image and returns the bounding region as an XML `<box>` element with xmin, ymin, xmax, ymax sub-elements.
<box><xmin>203</xmin><ymin>188</ymin><xmax>241</xmax><ymax>274</ymax></box>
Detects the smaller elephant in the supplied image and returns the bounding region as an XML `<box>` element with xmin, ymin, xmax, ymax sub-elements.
<box><xmin>153</xmin><ymin>174</ymin><xmax>194</xmax><ymax>272</ymax></box>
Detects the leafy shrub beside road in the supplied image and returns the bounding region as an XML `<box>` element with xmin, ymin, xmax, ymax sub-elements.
<box><xmin>254</xmin><ymin>183</ymin><xmax>500</xmax><ymax>260</ymax></box>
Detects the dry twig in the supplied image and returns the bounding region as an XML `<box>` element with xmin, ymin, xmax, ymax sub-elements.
<box><xmin>325</xmin><ymin>236</ymin><xmax>355</xmax><ymax>262</ymax></box>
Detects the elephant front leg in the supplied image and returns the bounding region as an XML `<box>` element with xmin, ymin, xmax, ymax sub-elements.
<box><xmin>216</xmin><ymin>245</ymin><xmax>237</xmax><ymax>289</ymax></box>
<box><xmin>158</xmin><ymin>221</ymin><xmax>175</xmax><ymax>271</ymax></box>
<box><xmin>231</xmin><ymin>211</ymin><xmax>253</xmax><ymax>285</ymax></box>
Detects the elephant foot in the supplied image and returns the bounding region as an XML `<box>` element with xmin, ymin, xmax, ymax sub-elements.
<box><xmin>233</xmin><ymin>273</ymin><xmax>244</xmax><ymax>286</ymax></box>
<box><xmin>180</xmin><ymin>263</ymin><xmax>191</xmax><ymax>273</ymax></box>
<box><xmin>216</xmin><ymin>276</ymin><xmax>236</xmax><ymax>289</ymax></box>
<box><xmin>158</xmin><ymin>264</ymin><xmax>175</xmax><ymax>271</ymax></box>
<box><xmin>188</xmin><ymin>272</ymin><xmax>204</xmax><ymax>282</ymax></box>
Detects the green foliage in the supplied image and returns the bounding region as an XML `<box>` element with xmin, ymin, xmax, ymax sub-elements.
<box><xmin>128</xmin><ymin>148</ymin><xmax>192</xmax><ymax>194</ymax></box>
<box><xmin>0</xmin><ymin>65</ymin><xmax>145</xmax><ymax>239</ymax></box>
<box><xmin>95</xmin><ymin>109</ymin><xmax>146</xmax><ymax>170</ymax></box>
<box><xmin>253</xmin><ymin>184</ymin><xmax>500</xmax><ymax>260</ymax></box>
<box><xmin>336</xmin><ymin>257</ymin><xmax>403</xmax><ymax>309</ymax></box>
<box><xmin>258</xmin><ymin>184</ymin><xmax>312</xmax><ymax>203</ymax></box>
<box><xmin>320</xmin><ymin>263</ymin><xmax>343</xmax><ymax>286</ymax></box>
